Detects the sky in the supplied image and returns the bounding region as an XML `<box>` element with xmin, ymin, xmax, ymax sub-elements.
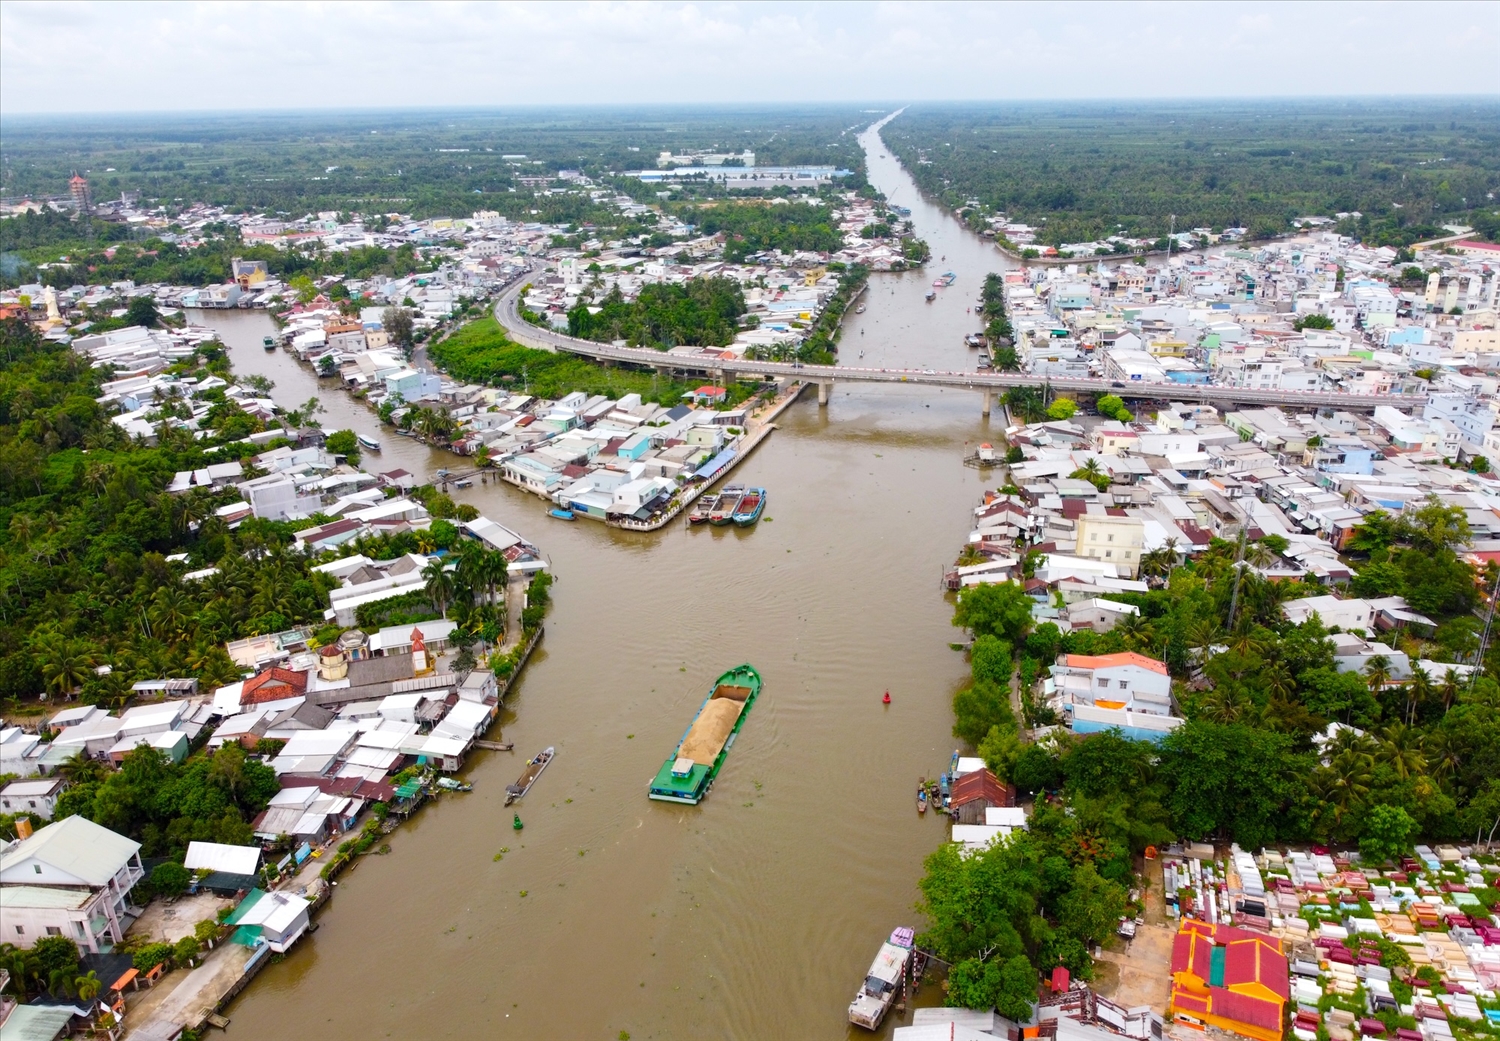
<box><xmin>2</xmin><ymin>0</ymin><xmax>1497</xmax><ymax>114</ymax></box>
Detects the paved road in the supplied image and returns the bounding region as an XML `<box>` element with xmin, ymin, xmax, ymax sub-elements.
<box><xmin>493</xmin><ymin>273</ymin><xmax>1426</xmax><ymax>412</ymax></box>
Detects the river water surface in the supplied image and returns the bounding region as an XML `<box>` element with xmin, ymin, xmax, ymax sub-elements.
<box><xmin>202</xmin><ymin>117</ymin><xmax>1017</xmax><ymax>1040</ymax></box>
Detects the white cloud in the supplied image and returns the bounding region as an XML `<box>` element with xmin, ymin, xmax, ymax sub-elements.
<box><xmin>1</xmin><ymin>0</ymin><xmax>1496</xmax><ymax>113</ymax></box>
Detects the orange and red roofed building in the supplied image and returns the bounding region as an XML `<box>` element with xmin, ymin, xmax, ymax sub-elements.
<box><xmin>1168</xmin><ymin>920</ymin><xmax>1289</xmax><ymax>1041</ymax></box>
<box><xmin>241</xmin><ymin>666</ymin><xmax>309</xmax><ymax>707</ymax></box>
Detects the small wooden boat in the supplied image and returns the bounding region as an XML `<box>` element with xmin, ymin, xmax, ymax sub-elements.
<box><xmin>855</xmin><ymin>305</ymin><xmax>866</xmax><ymax>314</ymax></box>
<box><xmin>849</xmin><ymin>927</ymin><xmax>915</xmax><ymax>1030</ymax></box>
<box><xmin>688</xmin><ymin>494</ymin><xmax>718</xmax><ymax>525</ymax></box>
<box><xmin>357</xmin><ymin>434</ymin><xmax>381</xmax><ymax>453</ymax></box>
<box><xmin>454</xmin><ymin>479</ymin><xmax>474</xmax><ymax>489</ymax></box>
<box><xmin>924</xmin><ymin>291</ymin><xmax>936</xmax><ymax>303</ymax></box>
<box><xmin>263</xmin><ymin>336</ymin><xmax>276</xmax><ymax>350</ymax></box>
<box><xmin>504</xmin><ymin>746</ymin><xmax>555</xmax><ymax>806</ymax></box>
<box><xmin>731</xmin><ymin>487</ymin><xmax>766</xmax><ymax>526</ymax></box>
<box><xmin>435</xmin><ymin>777</ymin><xmax>472</xmax><ymax>792</ymax></box>
<box><xmin>549</xmin><ymin>508</ymin><xmax>576</xmax><ymax>521</ymax></box>
<box><xmin>917</xmin><ymin>783</ymin><xmax>928</xmax><ymax>814</ymax></box>
<box><xmin>709</xmin><ymin>486</ymin><xmax>745</xmax><ymax>525</ymax></box>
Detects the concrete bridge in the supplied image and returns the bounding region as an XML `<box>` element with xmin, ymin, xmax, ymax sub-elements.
<box><xmin>493</xmin><ymin>277</ymin><xmax>1426</xmax><ymax>415</ymax></box>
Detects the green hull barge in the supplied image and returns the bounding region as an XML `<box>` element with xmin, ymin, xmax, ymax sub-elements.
<box><xmin>648</xmin><ymin>664</ymin><xmax>761</xmax><ymax>805</ymax></box>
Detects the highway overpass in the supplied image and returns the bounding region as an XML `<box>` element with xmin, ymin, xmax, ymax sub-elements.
<box><xmin>493</xmin><ymin>276</ymin><xmax>1427</xmax><ymax>415</ymax></box>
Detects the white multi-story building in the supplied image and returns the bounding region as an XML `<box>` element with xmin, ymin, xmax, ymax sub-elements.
<box><xmin>0</xmin><ymin>816</ymin><xmax>145</xmax><ymax>953</ymax></box>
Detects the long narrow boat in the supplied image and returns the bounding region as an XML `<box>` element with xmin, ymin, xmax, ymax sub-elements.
<box><xmin>504</xmin><ymin>746</ymin><xmax>555</xmax><ymax>806</ymax></box>
<box><xmin>732</xmin><ymin>487</ymin><xmax>766</xmax><ymax>527</ymax></box>
<box><xmin>357</xmin><ymin>434</ymin><xmax>381</xmax><ymax>453</ymax></box>
<box><xmin>688</xmin><ymin>494</ymin><xmax>719</xmax><ymax>525</ymax></box>
<box><xmin>708</xmin><ymin>486</ymin><xmax>745</xmax><ymax>526</ymax></box>
<box><xmin>849</xmin><ymin>927</ymin><xmax>916</xmax><ymax>1030</ymax></box>
<box><xmin>648</xmin><ymin>665</ymin><xmax>761</xmax><ymax>805</ymax></box>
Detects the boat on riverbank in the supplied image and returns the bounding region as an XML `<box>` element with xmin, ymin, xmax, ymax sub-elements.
<box><xmin>504</xmin><ymin>747</ymin><xmax>555</xmax><ymax>805</ymax></box>
<box><xmin>648</xmin><ymin>664</ymin><xmax>761</xmax><ymax>805</ymax></box>
<box><xmin>688</xmin><ymin>494</ymin><xmax>719</xmax><ymax>525</ymax></box>
<box><xmin>357</xmin><ymin>434</ymin><xmax>381</xmax><ymax>453</ymax></box>
<box><xmin>549</xmin><ymin>508</ymin><xmax>576</xmax><ymax>521</ymax></box>
<box><xmin>709</xmin><ymin>486</ymin><xmax>745</xmax><ymax>525</ymax></box>
<box><xmin>849</xmin><ymin>927</ymin><xmax>916</xmax><ymax>1029</ymax></box>
<box><xmin>964</xmin><ymin>333</ymin><xmax>987</xmax><ymax>348</ymax></box>
<box><xmin>732</xmin><ymin>487</ymin><xmax>766</xmax><ymax>526</ymax></box>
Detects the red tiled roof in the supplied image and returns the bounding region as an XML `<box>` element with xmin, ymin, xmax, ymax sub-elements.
<box><xmin>242</xmin><ymin>667</ymin><xmax>308</xmax><ymax>705</ymax></box>
<box><xmin>950</xmin><ymin>769</ymin><xmax>1015</xmax><ymax>809</ymax></box>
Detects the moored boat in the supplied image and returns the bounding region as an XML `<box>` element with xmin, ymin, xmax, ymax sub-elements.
<box><xmin>648</xmin><ymin>664</ymin><xmax>761</xmax><ymax>805</ymax></box>
<box><xmin>549</xmin><ymin>508</ymin><xmax>576</xmax><ymax>521</ymax></box>
<box><xmin>731</xmin><ymin>487</ymin><xmax>766</xmax><ymax>526</ymax></box>
<box><xmin>709</xmin><ymin>486</ymin><xmax>745</xmax><ymax>525</ymax></box>
<box><xmin>917</xmin><ymin>782</ymin><xmax>928</xmax><ymax>814</ymax></box>
<box><xmin>263</xmin><ymin>336</ymin><xmax>276</xmax><ymax>350</ymax></box>
<box><xmin>504</xmin><ymin>746</ymin><xmax>555</xmax><ymax>806</ymax></box>
<box><xmin>688</xmin><ymin>494</ymin><xmax>719</xmax><ymax>525</ymax></box>
<box><xmin>849</xmin><ymin>927</ymin><xmax>916</xmax><ymax>1029</ymax></box>
<box><xmin>925</xmin><ymin>291</ymin><xmax>936</xmax><ymax>303</ymax></box>
<box><xmin>357</xmin><ymin>434</ymin><xmax>381</xmax><ymax>453</ymax></box>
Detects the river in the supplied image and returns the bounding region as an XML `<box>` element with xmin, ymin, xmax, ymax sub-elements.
<box><xmin>199</xmin><ymin>115</ymin><xmax>1018</xmax><ymax>1041</ymax></box>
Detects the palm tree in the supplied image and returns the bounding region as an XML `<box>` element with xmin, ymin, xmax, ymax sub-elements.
<box><xmin>1246</xmin><ymin>540</ymin><xmax>1277</xmax><ymax>569</ymax></box>
<box><xmin>1364</xmin><ymin>655</ymin><xmax>1393</xmax><ymax>696</ymax></box>
<box><xmin>74</xmin><ymin>969</ymin><xmax>101</xmax><ymax>1004</ymax></box>
<box><xmin>1423</xmin><ymin>729</ymin><xmax>1462</xmax><ymax>788</ymax></box>
<box><xmin>1261</xmin><ymin>660</ymin><xmax>1295</xmax><ymax>701</ymax></box>
<box><xmin>1403</xmin><ymin>669</ymin><xmax>1435</xmax><ymax>726</ymax></box>
<box><xmin>148</xmin><ymin>586</ymin><xmax>192</xmax><ymax>643</ymax></box>
<box><xmin>1226</xmin><ymin>620</ymin><xmax>1264</xmax><ymax>659</ymax></box>
<box><xmin>1199</xmin><ymin>686</ymin><xmax>1251</xmax><ymax>724</ymax></box>
<box><xmin>1115</xmin><ymin>612</ymin><xmax>1156</xmax><ymax>653</ymax></box>
<box><xmin>423</xmin><ymin>558</ymin><xmax>455</xmax><ymax>619</ymax></box>
<box><xmin>37</xmin><ymin>635</ymin><xmax>96</xmax><ymax>699</ymax></box>
<box><xmin>57</xmin><ymin>749</ymin><xmax>105</xmax><ymax>785</ymax></box>
<box><xmin>1314</xmin><ymin>748</ymin><xmax>1374</xmax><ymax>834</ymax></box>
<box><xmin>1186</xmin><ymin>619</ymin><xmax>1222</xmax><ymax>668</ymax></box>
<box><xmin>1440</xmin><ymin>669</ymin><xmax>1463</xmax><ymax>712</ymax></box>
<box><xmin>1378</xmin><ymin>723</ymin><xmax>1428</xmax><ymax>781</ymax></box>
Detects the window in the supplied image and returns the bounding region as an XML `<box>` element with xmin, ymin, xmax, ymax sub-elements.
<box><xmin>14</xmin><ymin>925</ymin><xmax>22</xmax><ymax>935</ymax></box>
<box><xmin>1107</xmin><ymin>534</ymin><xmax>1115</xmax><ymax>542</ymax></box>
<box><xmin>1106</xmin><ymin>550</ymin><xmax>1113</xmax><ymax>558</ymax></box>
<box><xmin>46</xmin><ymin>926</ymin><xmax>61</xmax><ymax>937</ymax></box>
<box><xmin>34</xmin><ymin>864</ymin><xmax>42</xmax><ymax>874</ymax></box>
<box><xmin>1097</xmin><ymin>678</ymin><xmax>1109</xmax><ymax>688</ymax></box>
<box><xmin>1119</xmin><ymin>681</ymin><xmax>1129</xmax><ymax>690</ymax></box>
<box><xmin>1091</xmin><ymin>533</ymin><xmax>1099</xmax><ymax>541</ymax></box>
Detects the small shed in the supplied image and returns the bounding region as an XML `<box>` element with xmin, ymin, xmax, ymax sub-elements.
<box><xmin>950</xmin><ymin>768</ymin><xmax>1016</xmax><ymax>825</ymax></box>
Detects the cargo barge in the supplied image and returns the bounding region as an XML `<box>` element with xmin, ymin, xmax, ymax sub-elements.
<box><xmin>648</xmin><ymin>664</ymin><xmax>761</xmax><ymax>805</ymax></box>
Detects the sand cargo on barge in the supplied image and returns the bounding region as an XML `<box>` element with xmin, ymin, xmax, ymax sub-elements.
<box><xmin>647</xmin><ymin>664</ymin><xmax>761</xmax><ymax>805</ymax></box>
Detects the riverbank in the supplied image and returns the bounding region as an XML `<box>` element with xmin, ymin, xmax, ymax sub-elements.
<box><xmin>217</xmin><ymin>118</ymin><xmax>999</xmax><ymax>1041</ymax></box>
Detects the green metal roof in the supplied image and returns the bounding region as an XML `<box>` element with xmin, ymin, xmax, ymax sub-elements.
<box><xmin>224</xmin><ymin>887</ymin><xmax>265</xmax><ymax>926</ymax></box>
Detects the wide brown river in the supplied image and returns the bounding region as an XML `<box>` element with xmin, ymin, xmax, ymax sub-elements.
<box><xmin>201</xmin><ymin>119</ymin><xmax>1017</xmax><ymax>1040</ymax></box>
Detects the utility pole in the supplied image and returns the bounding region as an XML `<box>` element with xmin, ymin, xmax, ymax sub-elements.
<box><xmin>1226</xmin><ymin>526</ymin><xmax>1249</xmax><ymax>632</ymax></box>
<box><xmin>1470</xmin><ymin>568</ymin><xmax>1500</xmax><ymax>697</ymax></box>
<box><xmin>1167</xmin><ymin>214</ymin><xmax>1176</xmax><ymax>263</ymax></box>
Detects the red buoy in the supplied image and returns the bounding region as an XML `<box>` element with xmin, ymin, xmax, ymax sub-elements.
<box><xmin>883</xmin><ymin>691</ymin><xmax>892</xmax><ymax>705</ymax></box>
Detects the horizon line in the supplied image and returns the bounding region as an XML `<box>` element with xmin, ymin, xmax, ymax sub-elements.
<box><xmin>4</xmin><ymin>94</ymin><xmax>1500</xmax><ymax>122</ymax></box>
